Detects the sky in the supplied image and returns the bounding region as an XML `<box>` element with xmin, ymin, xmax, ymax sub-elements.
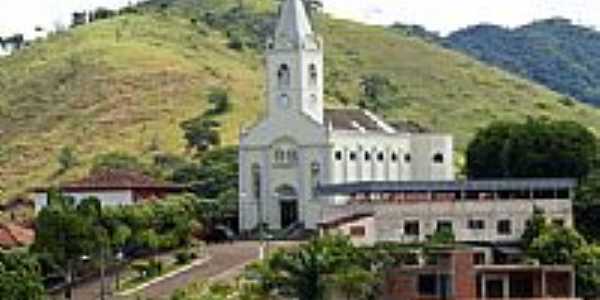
<box><xmin>1</xmin><ymin>0</ymin><xmax>600</xmax><ymax>38</ymax></box>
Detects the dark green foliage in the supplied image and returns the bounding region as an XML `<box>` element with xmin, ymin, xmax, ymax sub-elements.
<box><xmin>249</xmin><ymin>235</ymin><xmax>372</xmax><ymax>300</ymax></box>
<box><xmin>521</xmin><ymin>207</ymin><xmax>548</xmax><ymax>249</ymax></box>
<box><xmin>446</xmin><ymin>18</ymin><xmax>600</xmax><ymax>106</ymax></box>
<box><xmin>0</xmin><ymin>252</ymin><xmax>45</xmax><ymax>300</ymax></box>
<box><xmin>358</xmin><ymin>73</ymin><xmax>400</xmax><ymax>112</ymax></box>
<box><xmin>206</xmin><ymin>87</ymin><xmax>231</xmax><ymax>115</ymax></box>
<box><xmin>172</xmin><ymin>146</ymin><xmax>238</xmax><ymax>201</ymax></box>
<box><xmin>201</xmin><ymin>6</ymin><xmax>277</xmax><ymax>51</ymax></box>
<box><xmin>91</xmin><ymin>7</ymin><xmax>117</xmax><ymax>21</ymax></box>
<box><xmin>389</xmin><ymin>23</ymin><xmax>442</xmax><ymax>43</ymax></box>
<box><xmin>528</xmin><ymin>226</ymin><xmax>586</xmax><ymax>265</ymax></box>
<box><xmin>466</xmin><ymin>118</ymin><xmax>597</xmax><ymax>179</ymax></box>
<box><xmin>92</xmin><ymin>152</ymin><xmax>147</xmax><ymax>173</ymax></box>
<box><xmin>181</xmin><ymin>118</ymin><xmax>221</xmax><ymax>152</ymax></box>
<box><xmin>57</xmin><ymin>146</ymin><xmax>78</xmax><ymax>173</ymax></box>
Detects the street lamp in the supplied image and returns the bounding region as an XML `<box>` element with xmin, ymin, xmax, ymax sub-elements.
<box><xmin>115</xmin><ymin>251</ymin><xmax>125</xmax><ymax>291</ymax></box>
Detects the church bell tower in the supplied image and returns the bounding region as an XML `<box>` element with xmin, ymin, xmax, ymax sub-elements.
<box><xmin>266</xmin><ymin>0</ymin><xmax>324</xmax><ymax>124</ymax></box>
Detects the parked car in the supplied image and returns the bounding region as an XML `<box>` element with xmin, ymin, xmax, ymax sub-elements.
<box><xmin>205</xmin><ymin>225</ymin><xmax>235</xmax><ymax>244</ymax></box>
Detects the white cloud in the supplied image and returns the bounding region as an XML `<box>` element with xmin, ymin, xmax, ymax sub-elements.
<box><xmin>1</xmin><ymin>0</ymin><xmax>599</xmax><ymax>38</ymax></box>
<box><xmin>321</xmin><ymin>0</ymin><xmax>600</xmax><ymax>35</ymax></box>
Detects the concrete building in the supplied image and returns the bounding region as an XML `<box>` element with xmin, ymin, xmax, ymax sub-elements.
<box><xmin>238</xmin><ymin>0</ymin><xmax>454</xmax><ymax>232</ymax></box>
<box><xmin>384</xmin><ymin>249</ymin><xmax>577</xmax><ymax>300</ymax></box>
<box><xmin>319</xmin><ymin>179</ymin><xmax>575</xmax><ymax>244</ymax></box>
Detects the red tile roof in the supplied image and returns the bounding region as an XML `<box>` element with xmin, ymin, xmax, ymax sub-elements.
<box><xmin>33</xmin><ymin>169</ymin><xmax>186</xmax><ymax>192</ymax></box>
<box><xmin>317</xmin><ymin>212</ymin><xmax>374</xmax><ymax>229</ymax></box>
<box><xmin>0</xmin><ymin>223</ymin><xmax>34</xmax><ymax>249</ymax></box>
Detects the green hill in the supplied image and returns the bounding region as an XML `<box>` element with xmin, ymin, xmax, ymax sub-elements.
<box><xmin>1</xmin><ymin>0</ymin><xmax>600</xmax><ymax>200</ymax></box>
<box><xmin>446</xmin><ymin>18</ymin><xmax>600</xmax><ymax>106</ymax></box>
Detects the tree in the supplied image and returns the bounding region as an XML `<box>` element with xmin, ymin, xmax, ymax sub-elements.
<box><xmin>527</xmin><ymin>226</ymin><xmax>586</xmax><ymax>265</ymax></box>
<box><xmin>57</xmin><ymin>146</ymin><xmax>78</xmax><ymax>173</ymax></box>
<box><xmin>332</xmin><ymin>265</ymin><xmax>376</xmax><ymax>300</ymax></box>
<box><xmin>521</xmin><ymin>206</ymin><xmax>549</xmax><ymax>248</ymax></box>
<box><xmin>466</xmin><ymin>118</ymin><xmax>597</xmax><ymax>179</ymax></box>
<box><xmin>0</xmin><ymin>252</ymin><xmax>45</xmax><ymax>300</ymax></box>
<box><xmin>172</xmin><ymin>146</ymin><xmax>238</xmax><ymax>200</ymax></box>
<box><xmin>575</xmin><ymin>245</ymin><xmax>600</xmax><ymax>298</ymax></box>
<box><xmin>206</xmin><ymin>87</ymin><xmax>231</xmax><ymax>115</ymax></box>
<box><xmin>251</xmin><ymin>235</ymin><xmax>366</xmax><ymax>300</ymax></box>
<box><xmin>358</xmin><ymin>73</ymin><xmax>399</xmax><ymax>112</ymax></box>
<box><xmin>180</xmin><ymin>118</ymin><xmax>221</xmax><ymax>153</ymax></box>
<box><xmin>92</xmin><ymin>152</ymin><xmax>147</xmax><ymax>173</ymax></box>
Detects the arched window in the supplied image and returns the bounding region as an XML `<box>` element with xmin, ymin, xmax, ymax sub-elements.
<box><xmin>311</xmin><ymin>162</ymin><xmax>321</xmax><ymax>187</ymax></box>
<box><xmin>404</xmin><ymin>153</ymin><xmax>412</xmax><ymax>163</ymax></box>
<box><xmin>433</xmin><ymin>153</ymin><xmax>444</xmax><ymax>164</ymax></box>
<box><xmin>377</xmin><ymin>152</ymin><xmax>385</xmax><ymax>162</ymax></box>
<box><xmin>287</xmin><ymin>149</ymin><xmax>298</xmax><ymax>163</ymax></box>
<box><xmin>278</xmin><ymin>64</ymin><xmax>291</xmax><ymax>87</ymax></box>
<box><xmin>391</xmin><ymin>152</ymin><xmax>398</xmax><ymax>162</ymax></box>
<box><xmin>251</xmin><ymin>164</ymin><xmax>261</xmax><ymax>199</ymax></box>
<box><xmin>309</xmin><ymin>64</ymin><xmax>318</xmax><ymax>86</ymax></box>
<box><xmin>274</xmin><ymin>149</ymin><xmax>285</xmax><ymax>163</ymax></box>
<box><xmin>364</xmin><ymin>152</ymin><xmax>372</xmax><ymax>161</ymax></box>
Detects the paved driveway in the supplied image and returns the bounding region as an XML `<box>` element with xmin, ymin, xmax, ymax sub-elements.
<box><xmin>54</xmin><ymin>242</ymin><xmax>264</xmax><ymax>300</ymax></box>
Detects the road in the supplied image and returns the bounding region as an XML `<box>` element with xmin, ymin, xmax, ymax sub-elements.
<box><xmin>52</xmin><ymin>242</ymin><xmax>265</xmax><ymax>300</ymax></box>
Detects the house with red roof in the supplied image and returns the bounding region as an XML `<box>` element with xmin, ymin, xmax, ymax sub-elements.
<box><xmin>32</xmin><ymin>169</ymin><xmax>187</xmax><ymax>213</ymax></box>
<box><xmin>0</xmin><ymin>223</ymin><xmax>35</xmax><ymax>250</ymax></box>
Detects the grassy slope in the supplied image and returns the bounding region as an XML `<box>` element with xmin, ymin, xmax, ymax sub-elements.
<box><xmin>1</xmin><ymin>2</ymin><xmax>600</xmax><ymax>200</ymax></box>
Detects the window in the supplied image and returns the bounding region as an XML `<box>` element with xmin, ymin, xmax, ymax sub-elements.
<box><xmin>251</xmin><ymin>164</ymin><xmax>261</xmax><ymax>199</ymax></box>
<box><xmin>433</xmin><ymin>153</ymin><xmax>444</xmax><ymax>164</ymax></box>
<box><xmin>418</xmin><ymin>274</ymin><xmax>453</xmax><ymax>297</ymax></box>
<box><xmin>497</xmin><ymin>220</ymin><xmax>512</xmax><ymax>235</ymax></box>
<box><xmin>335</xmin><ymin>151</ymin><xmax>343</xmax><ymax>161</ymax></box>
<box><xmin>349</xmin><ymin>151</ymin><xmax>357</xmax><ymax>161</ymax></box>
<box><xmin>364</xmin><ymin>152</ymin><xmax>372</xmax><ymax>161</ymax></box>
<box><xmin>377</xmin><ymin>152</ymin><xmax>385</xmax><ymax>162</ymax></box>
<box><xmin>349</xmin><ymin>226</ymin><xmax>366</xmax><ymax>237</ymax></box>
<box><xmin>277</xmin><ymin>64</ymin><xmax>290</xmax><ymax>87</ymax></box>
<box><xmin>468</xmin><ymin>219</ymin><xmax>485</xmax><ymax>230</ymax></box>
<box><xmin>311</xmin><ymin>162</ymin><xmax>321</xmax><ymax>187</ymax></box>
<box><xmin>286</xmin><ymin>149</ymin><xmax>298</xmax><ymax>163</ymax></box>
<box><xmin>436</xmin><ymin>220</ymin><xmax>453</xmax><ymax>233</ymax></box>
<box><xmin>391</xmin><ymin>152</ymin><xmax>398</xmax><ymax>162</ymax></box>
<box><xmin>404</xmin><ymin>221</ymin><xmax>420</xmax><ymax>236</ymax></box>
<box><xmin>309</xmin><ymin>64</ymin><xmax>318</xmax><ymax>86</ymax></box>
<box><xmin>473</xmin><ymin>253</ymin><xmax>486</xmax><ymax>265</ymax></box>
<box><xmin>404</xmin><ymin>153</ymin><xmax>412</xmax><ymax>163</ymax></box>
<box><xmin>418</xmin><ymin>274</ymin><xmax>437</xmax><ymax>296</ymax></box>
<box><xmin>553</xmin><ymin>219</ymin><xmax>565</xmax><ymax>227</ymax></box>
<box><xmin>274</xmin><ymin>149</ymin><xmax>285</xmax><ymax>163</ymax></box>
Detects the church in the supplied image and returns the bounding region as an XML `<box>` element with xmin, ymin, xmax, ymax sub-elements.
<box><xmin>238</xmin><ymin>0</ymin><xmax>455</xmax><ymax>232</ymax></box>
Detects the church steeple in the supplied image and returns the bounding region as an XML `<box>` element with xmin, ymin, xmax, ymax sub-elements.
<box><xmin>266</xmin><ymin>0</ymin><xmax>324</xmax><ymax>124</ymax></box>
<box><xmin>275</xmin><ymin>0</ymin><xmax>314</xmax><ymax>48</ymax></box>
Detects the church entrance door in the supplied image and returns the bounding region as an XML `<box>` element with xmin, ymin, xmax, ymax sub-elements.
<box><xmin>281</xmin><ymin>201</ymin><xmax>298</xmax><ymax>229</ymax></box>
<box><xmin>276</xmin><ymin>185</ymin><xmax>299</xmax><ymax>229</ymax></box>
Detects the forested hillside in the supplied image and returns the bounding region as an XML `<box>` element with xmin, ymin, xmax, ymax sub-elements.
<box><xmin>1</xmin><ymin>0</ymin><xmax>600</xmax><ymax>200</ymax></box>
<box><xmin>446</xmin><ymin>18</ymin><xmax>600</xmax><ymax>105</ymax></box>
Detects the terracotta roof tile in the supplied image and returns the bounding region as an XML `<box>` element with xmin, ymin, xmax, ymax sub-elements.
<box><xmin>0</xmin><ymin>223</ymin><xmax>34</xmax><ymax>249</ymax></box>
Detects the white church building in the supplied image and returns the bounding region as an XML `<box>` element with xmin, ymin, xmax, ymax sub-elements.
<box><xmin>238</xmin><ymin>0</ymin><xmax>454</xmax><ymax>232</ymax></box>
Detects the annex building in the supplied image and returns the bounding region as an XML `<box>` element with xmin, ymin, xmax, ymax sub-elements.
<box><xmin>238</xmin><ymin>0</ymin><xmax>575</xmax><ymax>247</ymax></box>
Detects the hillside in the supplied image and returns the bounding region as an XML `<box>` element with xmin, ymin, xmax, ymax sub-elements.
<box><xmin>2</xmin><ymin>0</ymin><xmax>600</xmax><ymax>201</ymax></box>
<box><xmin>446</xmin><ymin>18</ymin><xmax>600</xmax><ymax>106</ymax></box>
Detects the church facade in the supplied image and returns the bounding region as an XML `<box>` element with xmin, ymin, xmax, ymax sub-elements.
<box><xmin>238</xmin><ymin>0</ymin><xmax>454</xmax><ymax>232</ymax></box>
